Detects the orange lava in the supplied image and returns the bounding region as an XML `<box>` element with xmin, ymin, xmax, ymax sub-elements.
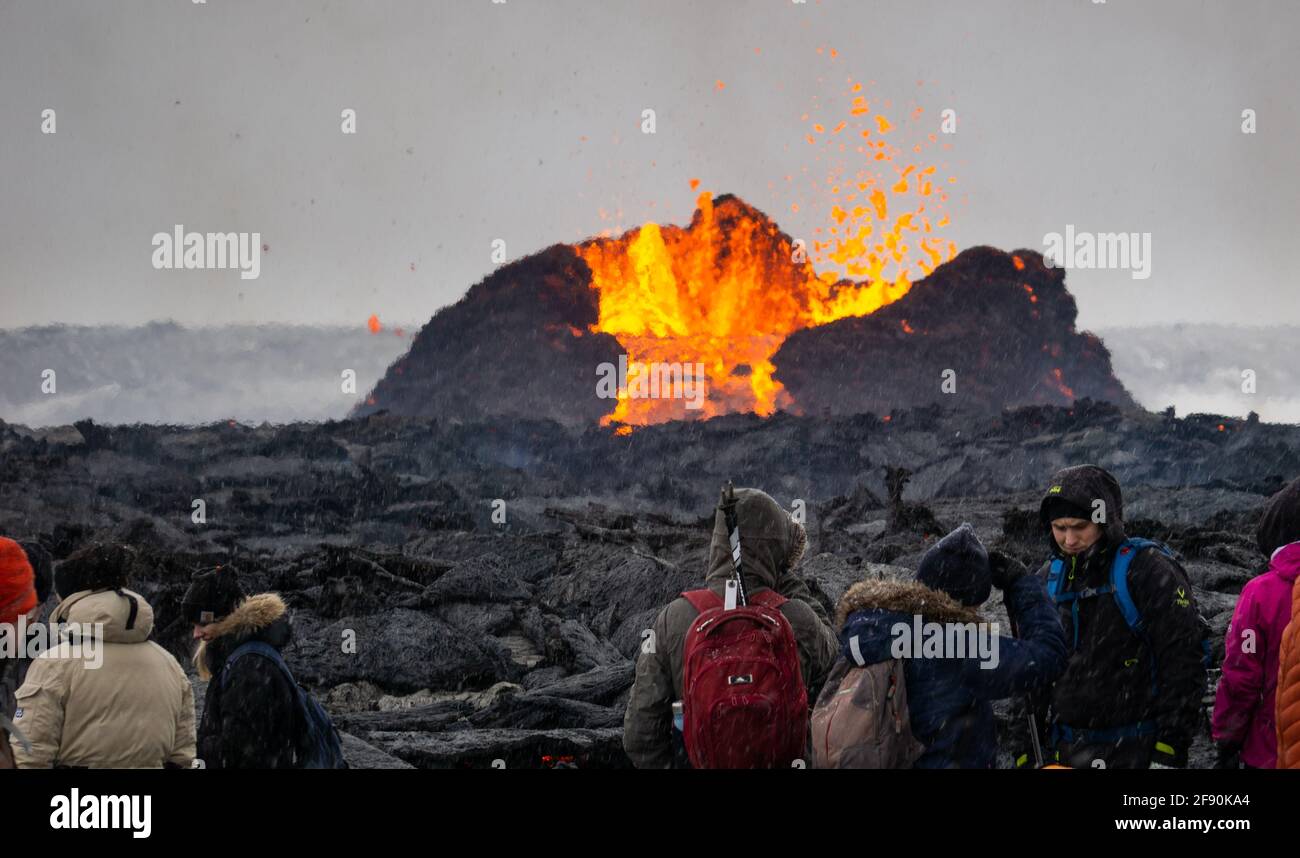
<box><xmin>576</xmin><ymin>54</ymin><xmax>957</xmax><ymax>428</ymax></box>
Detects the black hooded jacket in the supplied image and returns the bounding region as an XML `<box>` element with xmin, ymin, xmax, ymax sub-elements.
<box><xmin>1258</xmin><ymin>476</ymin><xmax>1300</xmax><ymax>557</ymax></box>
<box><xmin>1025</xmin><ymin>465</ymin><xmax>1208</xmax><ymax>762</ymax></box>
<box><xmin>195</xmin><ymin>594</ymin><xmax>299</xmax><ymax>769</ymax></box>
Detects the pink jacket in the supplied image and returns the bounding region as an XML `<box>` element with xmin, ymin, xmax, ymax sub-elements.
<box><xmin>1212</xmin><ymin>542</ymin><xmax>1300</xmax><ymax>768</ymax></box>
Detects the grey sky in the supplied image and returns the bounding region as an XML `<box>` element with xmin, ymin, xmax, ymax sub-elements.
<box><xmin>1</xmin><ymin>0</ymin><xmax>1296</xmax><ymax>331</ymax></box>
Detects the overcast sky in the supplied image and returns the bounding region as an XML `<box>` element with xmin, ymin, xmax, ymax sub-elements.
<box><xmin>1</xmin><ymin>0</ymin><xmax>1296</xmax><ymax>332</ymax></box>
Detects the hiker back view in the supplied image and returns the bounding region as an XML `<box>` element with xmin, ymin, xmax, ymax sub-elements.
<box><xmin>817</xmin><ymin>525</ymin><xmax>1066</xmax><ymax>768</ymax></box>
<box><xmin>12</xmin><ymin>543</ymin><xmax>196</xmax><ymax>769</ymax></box>
<box><xmin>187</xmin><ymin>566</ymin><xmax>345</xmax><ymax>769</ymax></box>
<box><xmin>1</xmin><ymin>537</ymin><xmax>39</xmax><ymax>770</ymax></box>
<box><xmin>1266</xmin><ymin>478</ymin><xmax>1300</xmax><ymax>769</ymax></box>
<box><xmin>623</xmin><ymin>485</ymin><xmax>837</xmax><ymax>768</ymax></box>
<box><xmin>1213</xmin><ymin>475</ymin><xmax>1300</xmax><ymax>768</ymax></box>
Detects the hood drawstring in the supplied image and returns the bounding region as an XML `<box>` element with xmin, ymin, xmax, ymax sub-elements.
<box><xmin>112</xmin><ymin>588</ymin><xmax>139</xmax><ymax>631</ymax></box>
<box><xmin>51</xmin><ymin>588</ymin><xmax>140</xmax><ymax>631</ymax></box>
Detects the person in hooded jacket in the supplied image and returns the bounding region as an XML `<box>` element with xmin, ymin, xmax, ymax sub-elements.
<box><xmin>0</xmin><ymin>537</ymin><xmax>40</xmax><ymax>769</ymax></box>
<box><xmin>10</xmin><ymin>541</ymin><xmax>54</xmax><ymax>693</ymax></box>
<box><xmin>835</xmin><ymin>524</ymin><xmax>1067</xmax><ymax>768</ymax></box>
<box><xmin>1212</xmin><ymin>475</ymin><xmax>1300</xmax><ymax>768</ymax></box>
<box><xmin>12</xmin><ymin>542</ymin><xmax>196</xmax><ymax>769</ymax></box>
<box><xmin>623</xmin><ymin>487</ymin><xmax>837</xmax><ymax>768</ymax></box>
<box><xmin>185</xmin><ymin>566</ymin><xmax>300</xmax><ymax>769</ymax></box>
<box><xmin>1266</xmin><ymin>478</ymin><xmax>1300</xmax><ymax>769</ymax></box>
<box><xmin>1014</xmin><ymin>465</ymin><xmax>1209</xmax><ymax>768</ymax></box>
<box><xmin>1281</xmin><ymin>583</ymin><xmax>1300</xmax><ymax>769</ymax></box>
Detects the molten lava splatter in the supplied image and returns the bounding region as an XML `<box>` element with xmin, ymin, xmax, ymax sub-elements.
<box><xmin>577</xmin><ymin>50</ymin><xmax>959</xmax><ymax>428</ymax></box>
<box><xmin>1051</xmin><ymin>368</ymin><xmax>1076</xmax><ymax>400</ymax></box>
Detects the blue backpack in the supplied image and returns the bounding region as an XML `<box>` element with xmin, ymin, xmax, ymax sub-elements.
<box><xmin>221</xmin><ymin>641</ymin><xmax>348</xmax><ymax>769</ymax></box>
<box><xmin>1046</xmin><ymin>537</ymin><xmax>1212</xmax><ymax>699</ymax></box>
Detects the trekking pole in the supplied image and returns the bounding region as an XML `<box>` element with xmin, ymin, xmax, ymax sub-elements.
<box><xmin>1008</xmin><ymin>613</ymin><xmax>1045</xmax><ymax>768</ymax></box>
<box><xmin>1026</xmin><ymin>701</ymin><xmax>1045</xmax><ymax>769</ymax></box>
<box><xmin>720</xmin><ymin>481</ymin><xmax>748</xmax><ymax>607</ymax></box>
<box><xmin>0</xmin><ymin>713</ymin><xmax>32</xmax><ymax>756</ymax></box>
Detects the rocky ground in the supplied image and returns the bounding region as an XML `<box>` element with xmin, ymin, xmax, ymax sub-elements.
<box><xmin>1</xmin><ymin>402</ymin><xmax>1295</xmax><ymax>768</ymax></box>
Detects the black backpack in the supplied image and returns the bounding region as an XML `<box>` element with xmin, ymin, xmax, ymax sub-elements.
<box><xmin>221</xmin><ymin>641</ymin><xmax>348</xmax><ymax>769</ymax></box>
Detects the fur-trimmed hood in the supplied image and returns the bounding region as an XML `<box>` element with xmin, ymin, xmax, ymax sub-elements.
<box><xmin>835</xmin><ymin>578</ymin><xmax>983</xmax><ymax>629</ymax></box>
<box><xmin>833</xmin><ymin>577</ymin><xmax>986</xmax><ymax>667</ymax></box>
<box><xmin>194</xmin><ymin>593</ymin><xmax>290</xmax><ymax>680</ymax></box>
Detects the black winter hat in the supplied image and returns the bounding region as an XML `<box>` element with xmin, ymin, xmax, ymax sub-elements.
<box><xmin>915</xmin><ymin>523</ymin><xmax>991</xmax><ymax>607</ymax></box>
<box><xmin>1042</xmin><ymin>497</ymin><xmax>1093</xmax><ymax>525</ymax></box>
<box><xmin>18</xmin><ymin>540</ymin><xmax>54</xmax><ymax>603</ymax></box>
<box><xmin>54</xmin><ymin>542</ymin><xmax>134</xmax><ymax>599</ymax></box>
<box><xmin>181</xmin><ymin>566</ymin><xmax>245</xmax><ymax>625</ymax></box>
<box><xmin>1257</xmin><ymin>475</ymin><xmax>1300</xmax><ymax>557</ymax></box>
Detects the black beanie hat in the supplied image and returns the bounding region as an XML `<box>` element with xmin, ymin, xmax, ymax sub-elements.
<box><xmin>915</xmin><ymin>523</ymin><xmax>991</xmax><ymax>607</ymax></box>
<box><xmin>1042</xmin><ymin>497</ymin><xmax>1093</xmax><ymax>525</ymax></box>
<box><xmin>54</xmin><ymin>542</ymin><xmax>134</xmax><ymax>599</ymax></box>
<box><xmin>18</xmin><ymin>540</ymin><xmax>54</xmax><ymax>603</ymax></box>
<box><xmin>181</xmin><ymin>566</ymin><xmax>245</xmax><ymax>625</ymax></box>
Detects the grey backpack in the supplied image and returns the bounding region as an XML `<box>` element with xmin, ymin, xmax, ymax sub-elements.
<box><xmin>810</xmin><ymin>656</ymin><xmax>925</xmax><ymax>769</ymax></box>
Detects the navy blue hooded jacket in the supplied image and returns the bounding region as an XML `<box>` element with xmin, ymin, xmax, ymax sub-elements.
<box><xmin>835</xmin><ymin>574</ymin><xmax>1066</xmax><ymax>768</ymax></box>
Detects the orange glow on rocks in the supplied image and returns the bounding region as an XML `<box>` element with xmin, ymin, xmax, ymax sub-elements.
<box><xmin>574</xmin><ymin>52</ymin><xmax>958</xmax><ymax>429</ymax></box>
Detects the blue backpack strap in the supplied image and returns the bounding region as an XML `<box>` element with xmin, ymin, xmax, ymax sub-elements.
<box><xmin>1109</xmin><ymin>538</ymin><xmax>1175</xmax><ymax>633</ymax></box>
<box><xmin>1055</xmin><ymin>720</ymin><xmax>1157</xmax><ymax>745</ymax></box>
<box><xmin>1046</xmin><ymin>558</ymin><xmax>1066</xmax><ymax>601</ymax></box>
<box><xmin>1110</xmin><ymin>538</ymin><xmax>1178</xmax><ymax>698</ymax></box>
<box><xmin>1109</xmin><ymin>543</ymin><xmax>1143</xmax><ymax>632</ymax></box>
<box><xmin>1047</xmin><ymin>557</ymin><xmax>1083</xmax><ymax>650</ymax></box>
<box><xmin>220</xmin><ymin>640</ymin><xmax>295</xmax><ymax>691</ymax></box>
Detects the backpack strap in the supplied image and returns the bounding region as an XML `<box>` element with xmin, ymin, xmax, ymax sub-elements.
<box><xmin>682</xmin><ymin>587</ymin><xmax>788</xmax><ymax>613</ymax></box>
<box><xmin>1110</xmin><ymin>537</ymin><xmax>1176</xmax><ymax>698</ymax></box>
<box><xmin>1046</xmin><ymin>557</ymin><xmax>1088</xmax><ymax>651</ymax></box>
<box><xmin>220</xmin><ymin>640</ymin><xmax>295</xmax><ymax>691</ymax></box>
<box><xmin>114</xmin><ymin>589</ymin><xmax>140</xmax><ymax>632</ymax></box>
<box><xmin>1055</xmin><ymin>720</ymin><xmax>1157</xmax><ymax>745</ymax></box>
<box><xmin>1109</xmin><ymin>538</ymin><xmax>1174</xmax><ymax>634</ymax></box>
<box><xmin>1046</xmin><ymin>557</ymin><xmax>1066</xmax><ymax>601</ymax></box>
<box><xmin>682</xmin><ymin>589</ymin><xmax>723</xmax><ymax>614</ymax></box>
<box><xmin>747</xmin><ymin>589</ymin><xmax>789</xmax><ymax>610</ymax></box>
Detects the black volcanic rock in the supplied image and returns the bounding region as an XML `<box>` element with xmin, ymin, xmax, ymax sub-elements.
<box><xmin>354</xmin><ymin>199</ymin><xmax>1137</xmax><ymax>426</ymax></box>
<box><xmin>773</xmin><ymin>246</ymin><xmax>1136</xmax><ymax>415</ymax></box>
<box><xmin>4</xmin><ymin>408</ymin><xmax>1299</xmax><ymax>768</ymax></box>
<box><xmin>353</xmin><ymin>245</ymin><xmax>623</xmax><ymax>427</ymax></box>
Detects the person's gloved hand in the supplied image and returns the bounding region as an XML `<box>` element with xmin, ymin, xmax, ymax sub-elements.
<box><xmin>1213</xmin><ymin>742</ymin><xmax>1242</xmax><ymax>770</ymax></box>
<box><xmin>1151</xmin><ymin>741</ymin><xmax>1188</xmax><ymax>769</ymax></box>
<box><xmin>988</xmin><ymin>550</ymin><xmax>1028</xmax><ymax>591</ymax></box>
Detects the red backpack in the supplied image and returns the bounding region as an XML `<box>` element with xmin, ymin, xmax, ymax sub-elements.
<box><xmin>679</xmin><ymin>588</ymin><xmax>809</xmax><ymax>768</ymax></box>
